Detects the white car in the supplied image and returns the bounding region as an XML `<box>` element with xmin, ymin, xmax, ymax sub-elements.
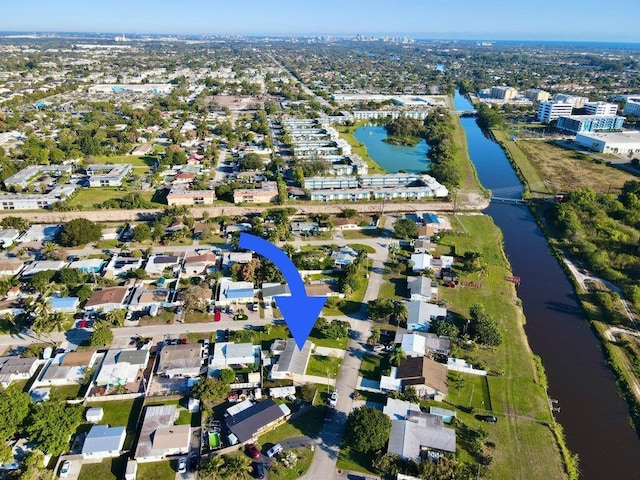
<box><xmin>266</xmin><ymin>443</ymin><xmax>283</xmax><ymax>458</ymax></box>
<box><xmin>329</xmin><ymin>390</ymin><xmax>338</xmax><ymax>407</ymax></box>
<box><xmin>60</xmin><ymin>461</ymin><xmax>71</xmax><ymax>478</ymax></box>
<box><xmin>177</xmin><ymin>457</ymin><xmax>187</xmax><ymax>474</ymax></box>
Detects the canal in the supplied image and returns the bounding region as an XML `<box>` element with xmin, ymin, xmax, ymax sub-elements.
<box><xmin>454</xmin><ymin>91</ymin><xmax>640</xmax><ymax>479</ymax></box>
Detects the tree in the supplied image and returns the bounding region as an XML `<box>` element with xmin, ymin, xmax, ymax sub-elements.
<box><xmin>29</xmin><ymin>270</ymin><xmax>56</xmax><ymax>294</ymax></box>
<box><xmin>342</xmin><ymin>208</ymin><xmax>357</xmax><ymax>218</ymax></box>
<box><xmin>199</xmin><ymin>455</ymin><xmax>225</xmax><ymax>480</ymax></box>
<box><xmin>321</xmin><ymin>319</ymin><xmax>350</xmax><ymax>339</ymax></box>
<box><xmin>19</xmin><ymin>451</ymin><xmax>48</xmax><ymax>480</ymax></box>
<box><xmin>367</xmin><ymin>327</ymin><xmax>381</xmax><ymax>345</ymax></box>
<box><xmin>345</xmin><ymin>406</ymin><xmax>392</xmax><ymax>453</ymax></box>
<box><xmin>238</xmin><ymin>153</ymin><xmax>265</xmax><ymax>171</ymax></box>
<box><xmin>429</xmin><ymin>319</ymin><xmax>459</xmax><ymax>338</ymax></box>
<box><xmin>90</xmin><ymin>323</ymin><xmax>114</xmax><ymax>346</ymax></box>
<box><xmin>219</xmin><ymin>368</ymin><xmax>236</xmax><ymax>384</ymax></box>
<box><xmin>390</xmin><ymin>347</ymin><xmax>407</xmax><ymax>367</ymax></box>
<box><xmin>183</xmin><ymin>284</ymin><xmax>212</xmax><ymax>314</ymax></box>
<box><xmin>106</xmin><ymin>309</ymin><xmax>126</xmax><ymax>327</ymax></box>
<box><xmin>367</xmin><ymin>298</ymin><xmax>395</xmax><ymax>321</ymax></box>
<box><xmin>1</xmin><ymin>216</ymin><xmax>29</xmax><ymax>232</ymax></box>
<box><xmin>58</xmin><ymin>218</ymin><xmax>102</xmax><ymax>247</ymax></box>
<box><xmin>393</xmin><ymin>218</ymin><xmax>418</xmax><ymax>239</ymax></box>
<box><xmin>469</xmin><ymin>303</ymin><xmax>502</xmax><ymax>346</ymax></box>
<box><xmin>56</xmin><ymin>268</ymin><xmax>87</xmax><ymax>287</ymax></box>
<box><xmin>223</xmin><ymin>454</ymin><xmax>252</xmax><ymax>479</ymax></box>
<box><xmin>191</xmin><ymin>377</ymin><xmax>230</xmax><ymax>411</ymax></box>
<box><xmin>40</xmin><ymin>241</ymin><xmax>58</xmax><ymax>260</ymax></box>
<box><xmin>131</xmin><ymin>223</ymin><xmax>152</xmax><ymax>242</ymax></box>
<box><xmin>26</xmin><ymin>399</ymin><xmax>82</xmax><ymax>456</ymax></box>
<box><xmin>393</xmin><ymin>302</ymin><xmax>408</xmax><ymax>326</ymax></box>
<box><xmin>0</xmin><ymin>386</ymin><xmax>30</xmax><ymax>440</ymax></box>
<box><xmin>75</xmin><ymin>284</ymin><xmax>94</xmax><ymax>303</ymax></box>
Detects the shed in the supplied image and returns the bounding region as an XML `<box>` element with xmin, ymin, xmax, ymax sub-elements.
<box><xmin>86</xmin><ymin>407</ymin><xmax>104</xmax><ymax>423</ymax></box>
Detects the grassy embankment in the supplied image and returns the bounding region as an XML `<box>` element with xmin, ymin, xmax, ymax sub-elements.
<box><xmin>335</xmin><ymin>123</ymin><xmax>386</xmax><ymax>174</ymax></box>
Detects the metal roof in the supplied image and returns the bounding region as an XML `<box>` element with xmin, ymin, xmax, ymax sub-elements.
<box><xmin>82</xmin><ymin>425</ymin><xmax>126</xmax><ymax>454</ymax></box>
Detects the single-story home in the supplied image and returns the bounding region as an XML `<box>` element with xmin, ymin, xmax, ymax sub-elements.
<box><xmin>395</xmin><ymin>356</ymin><xmax>448</xmax><ymax>401</ymax></box>
<box><xmin>269</xmin><ymin>339</ymin><xmax>314</xmax><ymax>380</ymax></box>
<box><xmin>17</xmin><ymin>224</ymin><xmax>61</xmax><ymax>243</ymax></box>
<box><xmin>225</xmin><ymin>399</ymin><xmax>290</xmax><ymax>444</ymax></box>
<box><xmin>407</xmin><ymin>276</ymin><xmax>438</xmax><ymax>303</ymax></box>
<box><xmin>128</xmin><ymin>286</ymin><xmax>171</xmax><ymax>312</ymax></box>
<box><xmin>183</xmin><ymin>252</ymin><xmax>217</xmax><ymax>276</ymax></box>
<box><xmin>210</xmin><ymin>342</ymin><xmax>259</xmax><ymax>369</ymax></box>
<box><xmin>157</xmin><ymin>343</ymin><xmax>203</xmax><ymax>378</ymax></box>
<box><xmin>84</xmin><ymin>287</ymin><xmax>130</xmax><ymax>313</ymax></box>
<box><xmin>383</xmin><ymin>398</ymin><xmax>421</xmax><ymax>421</ymax></box>
<box><xmin>95</xmin><ymin>348</ymin><xmax>149</xmax><ymax>388</ymax></box>
<box><xmin>0</xmin><ymin>260</ymin><xmax>24</xmax><ymax>277</ymax></box>
<box><xmin>0</xmin><ymin>229</ymin><xmax>20</xmax><ymax>247</ymax></box>
<box><xmin>331</xmin><ymin>246</ymin><xmax>358</xmax><ymax>269</ymax></box>
<box><xmin>0</xmin><ymin>356</ymin><xmax>38</xmax><ymax>388</ymax></box>
<box><xmin>400</xmin><ymin>333</ymin><xmax>451</xmax><ymax>358</ymax></box>
<box><xmin>261</xmin><ymin>283</ymin><xmax>291</xmax><ymax>302</ymax></box>
<box><xmin>103</xmin><ymin>256</ymin><xmax>143</xmax><ymax>279</ymax></box>
<box><xmin>410</xmin><ymin>253</ymin><xmax>433</xmax><ymax>272</ymax></box>
<box><xmin>413</xmin><ymin>239</ymin><xmax>437</xmax><ymax>254</ymax></box>
<box><xmin>217</xmin><ymin>279</ymin><xmax>255</xmax><ymax>305</ymax></box>
<box><xmin>134</xmin><ymin>404</ymin><xmax>191</xmax><ymax>462</ymax></box>
<box><xmin>221</xmin><ymin>251</ymin><xmax>253</xmax><ymax>270</ymax></box>
<box><xmin>406</xmin><ymin>300</ymin><xmax>447</xmax><ymax>332</ymax></box>
<box><xmin>388</xmin><ymin>411</ymin><xmax>456</xmax><ymax>461</ymax></box>
<box><xmin>144</xmin><ymin>254</ymin><xmax>182</xmax><ymax>277</ymax></box>
<box><xmin>68</xmin><ymin>258</ymin><xmax>105</xmax><ymax>274</ymax></box>
<box><xmin>21</xmin><ymin>260</ymin><xmax>66</xmax><ymax>277</ymax></box>
<box><xmin>82</xmin><ymin>424</ymin><xmax>126</xmax><ymax>459</ymax></box>
<box><xmin>36</xmin><ymin>350</ymin><xmax>98</xmax><ymax>387</ymax></box>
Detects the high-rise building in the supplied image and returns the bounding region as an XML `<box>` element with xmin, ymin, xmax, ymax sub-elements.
<box><xmin>537</xmin><ymin>101</ymin><xmax>573</xmax><ymax>123</ymax></box>
<box><xmin>584</xmin><ymin>102</ymin><xmax>618</xmax><ymax>116</ymax></box>
<box><xmin>556</xmin><ymin>115</ymin><xmax>625</xmax><ymax>134</ymax></box>
<box><xmin>552</xmin><ymin>94</ymin><xmax>589</xmax><ymax>108</ymax></box>
<box><xmin>490</xmin><ymin>86</ymin><xmax>518</xmax><ymax>100</ymax></box>
<box><xmin>525</xmin><ymin>89</ymin><xmax>550</xmax><ymax>102</ymax></box>
<box><xmin>623</xmin><ymin>97</ymin><xmax>640</xmax><ymax>117</ymax></box>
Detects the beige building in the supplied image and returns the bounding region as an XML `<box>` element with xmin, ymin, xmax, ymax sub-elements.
<box><xmin>166</xmin><ymin>184</ymin><xmax>215</xmax><ymax>206</ymax></box>
<box><xmin>233</xmin><ymin>181</ymin><xmax>279</xmax><ymax>204</ymax></box>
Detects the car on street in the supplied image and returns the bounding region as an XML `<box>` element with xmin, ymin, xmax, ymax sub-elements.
<box><xmin>253</xmin><ymin>462</ymin><xmax>265</xmax><ymax>479</ymax></box>
<box><xmin>246</xmin><ymin>443</ymin><xmax>261</xmax><ymax>459</ymax></box>
<box><xmin>60</xmin><ymin>461</ymin><xmax>71</xmax><ymax>478</ymax></box>
<box><xmin>476</xmin><ymin>414</ymin><xmax>498</xmax><ymax>423</ymax></box>
<box><xmin>266</xmin><ymin>443</ymin><xmax>283</xmax><ymax>458</ymax></box>
<box><xmin>214</xmin><ymin>311</ymin><xmax>221</xmax><ymax>322</ymax></box>
<box><xmin>77</xmin><ymin>320</ymin><xmax>87</xmax><ymax>329</ymax></box>
<box><xmin>224</xmin><ymin>329</ymin><xmax>230</xmax><ymax>341</ymax></box>
<box><xmin>329</xmin><ymin>390</ymin><xmax>338</xmax><ymax>407</ymax></box>
<box><xmin>177</xmin><ymin>456</ymin><xmax>187</xmax><ymax>473</ymax></box>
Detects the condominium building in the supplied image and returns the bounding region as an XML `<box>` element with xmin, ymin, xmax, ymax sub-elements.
<box><xmin>524</xmin><ymin>89</ymin><xmax>550</xmax><ymax>102</ymax></box>
<box><xmin>3</xmin><ymin>165</ymin><xmax>73</xmax><ymax>190</ymax></box>
<box><xmin>0</xmin><ymin>185</ymin><xmax>77</xmax><ymax>210</ymax></box>
<box><xmin>556</xmin><ymin>115</ymin><xmax>625</xmax><ymax>134</ymax></box>
<box><xmin>87</xmin><ymin>164</ymin><xmax>132</xmax><ymax>187</ymax></box>
<box><xmin>552</xmin><ymin>94</ymin><xmax>590</xmax><ymax>109</ymax></box>
<box><xmin>583</xmin><ymin>102</ymin><xmax>618</xmax><ymax>116</ymax></box>
<box><xmin>166</xmin><ymin>184</ymin><xmax>215</xmax><ymax>206</ymax></box>
<box><xmin>537</xmin><ymin>101</ymin><xmax>573</xmax><ymax>123</ymax></box>
<box><xmin>623</xmin><ymin>97</ymin><xmax>640</xmax><ymax>117</ymax></box>
<box><xmin>233</xmin><ymin>181</ymin><xmax>279</xmax><ymax>204</ymax></box>
<box><xmin>490</xmin><ymin>86</ymin><xmax>518</xmax><ymax>100</ymax></box>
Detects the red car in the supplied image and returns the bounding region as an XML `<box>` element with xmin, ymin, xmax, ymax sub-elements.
<box><xmin>214</xmin><ymin>312</ymin><xmax>221</xmax><ymax>322</ymax></box>
<box><xmin>246</xmin><ymin>443</ymin><xmax>260</xmax><ymax>459</ymax></box>
<box><xmin>77</xmin><ymin>320</ymin><xmax>87</xmax><ymax>329</ymax></box>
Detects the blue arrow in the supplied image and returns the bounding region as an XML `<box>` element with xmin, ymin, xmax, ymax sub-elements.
<box><xmin>238</xmin><ymin>233</ymin><xmax>327</xmax><ymax>350</ymax></box>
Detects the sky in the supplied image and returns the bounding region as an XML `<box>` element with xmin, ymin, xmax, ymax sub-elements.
<box><xmin>1</xmin><ymin>0</ymin><xmax>639</xmax><ymax>42</ymax></box>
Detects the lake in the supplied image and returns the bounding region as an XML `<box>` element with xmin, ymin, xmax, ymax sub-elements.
<box><xmin>353</xmin><ymin>125</ymin><xmax>430</xmax><ymax>173</ymax></box>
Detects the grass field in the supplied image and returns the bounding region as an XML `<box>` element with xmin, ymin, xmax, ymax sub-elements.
<box><xmin>78</xmin><ymin>456</ymin><xmax>128</xmax><ymax>480</ymax></box>
<box><xmin>322</xmin><ymin>260</ymin><xmax>371</xmax><ymax>316</ymax></box>
<box><xmin>136</xmin><ymin>460</ymin><xmax>176</xmax><ymax>480</ymax></box>
<box><xmin>341</xmin><ymin>229</ymin><xmax>382</xmax><ymax>240</ymax></box>
<box><xmin>259</xmin><ymin>406</ymin><xmax>327</xmax><ymax>445</ymax></box>
<box><xmin>491</xmin><ymin>130</ymin><xmax>549</xmax><ymax>195</ymax></box>
<box><xmin>516</xmin><ymin>139</ymin><xmax>637</xmax><ymax>194</ymax></box>
<box><xmin>67</xmin><ymin>188</ymin><xmax>159</xmax><ymax>208</ymax></box>
<box><xmin>358</xmin><ymin>353</ymin><xmax>389</xmax><ymax>380</ymax></box>
<box><xmin>435</xmin><ymin>214</ymin><xmax>565</xmax><ymax>479</ymax></box>
<box><xmin>85</xmin><ymin>398</ymin><xmax>144</xmax><ymax>449</ymax></box>
<box><xmin>336</xmin><ymin>124</ymin><xmax>386</xmax><ymax>174</ymax></box>
<box><xmin>451</xmin><ymin>113</ymin><xmax>488</xmax><ymax>197</ymax></box>
<box><xmin>306</xmin><ymin>355</ymin><xmax>343</xmax><ymax>378</ymax></box>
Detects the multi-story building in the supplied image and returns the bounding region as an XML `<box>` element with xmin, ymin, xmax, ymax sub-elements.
<box><xmin>556</xmin><ymin>115</ymin><xmax>625</xmax><ymax>134</ymax></box>
<box><xmin>166</xmin><ymin>184</ymin><xmax>215</xmax><ymax>206</ymax></box>
<box><xmin>3</xmin><ymin>165</ymin><xmax>73</xmax><ymax>190</ymax></box>
<box><xmin>87</xmin><ymin>164</ymin><xmax>132</xmax><ymax>187</ymax></box>
<box><xmin>623</xmin><ymin>97</ymin><xmax>640</xmax><ymax>117</ymax></box>
<box><xmin>537</xmin><ymin>101</ymin><xmax>573</xmax><ymax>123</ymax></box>
<box><xmin>524</xmin><ymin>89</ymin><xmax>550</xmax><ymax>102</ymax></box>
<box><xmin>0</xmin><ymin>185</ymin><xmax>77</xmax><ymax>210</ymax></box>
<box><xmin>552</xmin><ymin>94</ymin><xmax>590</xmax><ymax>108</ymax></box>
<box><xmin>490</xmin><ymin>86</ymin><xmax>518</xmax><ymax>100</ymax></box>
<box><xmin>233</xmin><ymin>181</ymin><xmax>279</xmax><ymax>204</ymax></box>
<box><xmin>584</xmin><ymin>102</ymin><xmax>618</xmax><ymax>116</ymax></box>
<box><xmin>574</xmin><ymin>131</ymin><xmax>640</xmax><ymax>155</ymax></box>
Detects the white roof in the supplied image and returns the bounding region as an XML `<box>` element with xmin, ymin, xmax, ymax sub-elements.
<box><xmin>82</xmin><ymin>424</ymin><xmax>126</xmax><ymax>454</ymax></box>
<box><xmin>383</xmin><ymin>398</ymin><xmax>421</xmax><ymax>420</ymax></box>
<box><xmin>401</xmin><ymin>333</ymin><xmax>426</xmax><ymax>357</ymax></box>
<box><xmin>211</xmin><ymin>342</ymin><xmax>256</xmax><ymax>367</ymax></box>
<box><xmin>410</xmin><ymin>253</ymin><xmax>432</xmax><ymax>270</ymax></box>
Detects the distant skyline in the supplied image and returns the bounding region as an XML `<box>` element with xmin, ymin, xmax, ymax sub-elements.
<box><xmin>1</xmin><ymin>0</ymin><xmax>639</xmax><ymax>42</ymax></box>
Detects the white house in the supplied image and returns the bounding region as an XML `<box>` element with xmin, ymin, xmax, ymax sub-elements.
<box><xmin>134</xmin><ymin>405</ymin><xmax>190</xmax><ymax>463</ymax></box>
<box><xmin>210</xmin><ymin>342</ymin><xmax>258</xmax><ymax>369</ymax></box>
<box><xmin>407</xmin><ymin>276</ymin><xmax>438</xmax><ymax>302</ymax></box>
<box><xmin>157</xmin><ymin>344</ymin><xmax>203</xmax><ymax>378</ymax></box>
<box><xmin>0</xmin><ymin>229</ymin><xmax>20</xmax><ymax>247</ymax></box>
<box><xmin>36</xmin><ymin>350</ymin><xmax>98</xmax><ymax>387</ymax></box>
<box><xmin>269</xmin><ymin>339</ymin><xmax>314</xmax><ymax>380</ymax></box>
<box><xmin>95</xmin><ymin>348</ymin><xmax>149</xmax><ymax>388</ymax></box>
<box><xmin>406</xmin><ymin>301</ymin><xmax>447</xmax><ymax>332</ymax></box>
<box><xmin>21</xmin><ymin>260</ymin><xmax>66</xmax><ymax>277</ymax></box>
<box><xmin>0</xmin><ymin>356</ymin><xmax>38</xmax><ymax>388</ymax></box>
<box><xmin>410</xmin><ymin>253</ymin><xmax>432</xmax><ymax>272</ymax></box>
<box><xmin>144</xmin><ymin>254</ymin><xmax>182</xmax><ymax>277</ymax></box>
<box><xmin>81</xmin><ymin>424</ymin><xmax>126</xmax><ymax>459</ymax></box>
<box><xmin>217</xmin><ymin>279</ymin><xmax>255</xmax><ymax>305</ymax></box>
<box><xmin>84</xmin><ymin>287</ymin><xmax>130</xmax><ymax>313</ymax></box>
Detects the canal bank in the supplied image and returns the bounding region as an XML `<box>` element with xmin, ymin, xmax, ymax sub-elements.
<box><xmin>455</xmin><ymin>91</ymin><xmax>640</xmax><ymax>479</ymax></box>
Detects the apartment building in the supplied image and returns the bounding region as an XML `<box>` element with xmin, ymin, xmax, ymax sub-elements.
<box><xmin>556</xmin><ymin>115</ymin><xmax>625</xmax><ymax>134</ymax></box>
<box><xmin>537</xmin><ymin>101</ymin><xmax>573</xmax><ymax>123</ymax></box>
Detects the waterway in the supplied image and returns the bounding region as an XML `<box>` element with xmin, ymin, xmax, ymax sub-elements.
<box><xmin>353</xmin><ymin>125</ymin><xmax>430</xmax><ymax>173</ymax></box>
<box><xmin>454</xmin><ymin>91</ymin><xmax>640</xmax><ymax>479</ymax></box>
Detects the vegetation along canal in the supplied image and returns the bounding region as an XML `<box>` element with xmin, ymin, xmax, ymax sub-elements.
<box><xmin>454</xmin><ymin>91</ymin><xmax>640</xmax><ymax>479</ymax></box>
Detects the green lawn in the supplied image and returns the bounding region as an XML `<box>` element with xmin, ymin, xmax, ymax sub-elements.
<box><xmin>447</xmin><ymin>371</ymin><xmax>492</xmax><ymax>411</ymax></box>
<box><xmin>345</xmin><ymin>243</ymin><xmax>376</xmax><ymax>254</ymax></box>
<box><xmin>336</xmin><ymin>124</ymin><xmax>385</xmax><ymax>174</ymax></box>
<box><xmin>259</xmin><ymin>406</ymin><xmax>327</xmax><ymax>445</ymax></box>
<box><xmin>78</xmin><ymin>455</ymin><xmax>128</xmax><ymax>480</ymax></box>
<box><xmin>67</xmin><ymin>188</ymin><xmax>158</xmax><ymax>208</ymax></box>
<box><xmin>176</xmin><ymin>408</ymin><xmax>192</xmax><ymax>426</ymax></box>
<box><xmin>266</xmin><ymin>446</ymin><xmax>314</xmax><ymax>480</ymax></box>
<box><xmin>342</xmin><ymin>229</ymin><xmax>382</xmax><ymax>240</ymax></box>
<box><xmin>358</xmin><ymin>353</ymin><xmax>389</xmax><ymax>381</ymax></box>
<box><xmin>84</xmin><ymin>398</ymin><xmax>144</xmax><ymax>449</ymax></box>
<box><xmin>308</xmin><ymin>329</ymin><xmax>349</xmax><ymax>349</ymax></box>
<box><xmin>51</xmin><ymin>383</ymin><xmax>84</xmax><ymax>400</ymax></box>
<box><xmin>93</xmin><ymin>155</ymin><xmax>157</xmax><ymax>168</ymax></box>
<box><xmin>379</xmin><ymin>264</ymin><xmax>409</xmax><ymax>301</ymax></box>
<box><xmin>306</xmin><ymin>355</ymin><xmax>342</xmax><ymax>378</ymax></box>
<box><xmin>336</xmin><ymin>447</ymin><xmax>378</xmax><ymax>476</ymax></box>
<box><xmin>322</xmin><ymin>260</ymin><xmax>371</xmax><ymax>316</ymax></box>
<box><xmin>137</xmin><ymin>460</ymin><xmax>176</xmax><ymax>480</ymax></box>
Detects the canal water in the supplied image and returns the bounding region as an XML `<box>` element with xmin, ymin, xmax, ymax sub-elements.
<box><xmin>353</xmin><ymin>125</ymin><xmax>430</xmax><ymax>173</ymax></box>
<box><xmin>453</xmin><ymin>91</ymin><xmax>640</xmax><ymax>479</ymax></box>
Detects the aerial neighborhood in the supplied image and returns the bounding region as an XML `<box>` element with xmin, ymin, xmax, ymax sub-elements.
<box><xmin>0</xmin><ymin>14</ymin><xmax>639</xmax><ymax>480</ymax></box>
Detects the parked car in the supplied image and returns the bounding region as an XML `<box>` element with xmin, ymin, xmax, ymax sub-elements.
<box><xmin>177</xmin><ymin>456</ymin><xmax>187</xmax><ymax>473</ymax></box>
<box><xmin>125</xmin><ymin>311</ymin><xmax>133</xmax><ymax>321</ymax></box>
<box><xmin>266</xmin><ymin>443</ymin><xmax>283</xmax><ymax>458</ymax></box>
<box><xmin>189</xmin><ymin>454</ymin><xmax>198</xmax><ymax>471</ymax></box>
<box><xmin>226</xmin><ymin>306</ymin><xmax>235</xmax><ymax>314</ymax></box>
<box><xmin>214</xmin><ymin>311</ymin><xmax>221</xmax><ymax>322</ymax></box>
<box><xmin>253</xmin><ymin>462</ymin><xmax>265</xmax><ymax>479</ymax></box>
<box><xmin>250</xmin><ymin>303</ymin><xmax>258</xmax><ymax>311</ymax></box>
<box><xmin>208</xmin><ymin>304</ymin><xmax>215</xmax><ymax>313</ymax></box>
<box><xmin>60</xmin><ymin>461</ymin><xmax>71</xmax><ymax>478</ymax></box>
<box><xmin>77</xmin><ymin>320</ymin><xmax>87</xmax><ymax>329</ymax></box>
<box><xmin>176</xmin><ymin>306</ymin><xmax>184</xmax><ymax>315</ymax></box>
<box><xmin>476</xmin><ymin>414</ymin><xmax>498</xmax><ymax>423</ymax></box>
<box><xmin>246</xmin><ymin>443</ymin><xmax>260</xmax><ymax>459</ymax></box>
<box><xmin>329</xmin><ymin>390</ymin><xmax>338</xmax><ymax>407</ymax></box>
<box><xmin>224</xmin><ymin>329</ymin><xmax>230</xmax><ymax>341</ymax></box>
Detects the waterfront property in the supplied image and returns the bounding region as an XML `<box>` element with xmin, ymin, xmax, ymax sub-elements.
<box><xmin>556</xmin><ymin>115</ymin><xmax>625</xmax><ymax>134</ymax></box>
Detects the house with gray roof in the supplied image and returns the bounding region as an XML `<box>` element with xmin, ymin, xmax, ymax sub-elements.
<box><xmin>225</xmin><ymin>399</ymin><xmax>290</xmax><ymax>444</ymax></box>
<box><xmin>134</xmin><ymin>404</ymin><xmax>190</xmax><ymax>462</ymax></box>
<box><xmin>0</xmin><ymin>356</ymin><xmax>38</xmax><ymax>388</ymax></box>
<box><xmin>269</xmin><ymin>339</ymin><xmax>314</xmax><ymax>380</ymax></box>
<box><xmin>388</xmin><ymin>411</ymin><xmax>456</xmax><ymax>462</ymax></box>
<box><xmin>210</xmin><ymin>342</ymin><xmax>259</xmax><ymax>369</ymax></box>
<box><xmin>95</xmin><ymin>348</ymin><xmax>149</xmax><ymax>388</ymax></box>
<box><xmin>157</xmin><ymin>343</ymin><xmax>203</xmax><ymax>378</ymax></box>
<box><xmin>81</xmin><ymin>424</ymin><xmax>126</xmax><ymax>459</ymax></box>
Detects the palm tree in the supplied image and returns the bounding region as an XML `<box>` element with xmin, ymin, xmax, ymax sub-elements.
<box><xmin>106</xmin><ymin>309</ymin><xmax>126</xmax><ymax>327</ymax></box>
<box><xmin>49</xmin><ymin>312</ymin><xmax>68</xmax><ymax>333</ymax></box>
<box><xmin>390</xmin><ymin>347</ymin><xmax>407</xmax><ymax>367</ymax></box>
<box><xmin>222</xmin><ymin>455</ymin><xmax>252</xmax><ymax>479</ymax></box>
<box><xmin>367</xmin><ymin>327</ymin><xmax>381</xmax><ymax>345</ymax></box>
<box><xmin>41</xmin><ymin>241</ymin><xmax>58</xmax><ymax>259</ymax></box>
<box><xmin>393</xmin><ymin>301</ymin><xmax>408</xmax><ymax>327</ymax></box>
<box><xmin>199</xmin><ymin>455</ymin><xmax>225</xmax><ymax>480</ymax></box>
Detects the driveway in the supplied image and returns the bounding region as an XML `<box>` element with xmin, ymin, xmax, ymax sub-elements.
<box><xmin>56</xmin><ymin>455</ymin><xmax>83</xmax><ymax>480</ymax></box>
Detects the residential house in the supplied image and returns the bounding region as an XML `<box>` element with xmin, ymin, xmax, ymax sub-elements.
<box><xmin>383</xmin><ymin>398</ymin><xmax>422</xmax><ymax>421</ymax></box>
<box><xmin>269</xmin><ymin>339</ymin><xmax>314</xmax><ymax>380</ymax></box>
<box><xmin>144</xmin><ymin>254</ymin><xmax>182</xmax><ymax>277</ymax></box>
<box><xmin>331</xmin><ymin>246</ymin><xmax>358</xmax><ymax>269</ymax></box>
<box><xmin>101</xmin><ymin>227</ymin><xmax>121</xmax><ymax>241</ymax></box>
<box><xmin>157</xmin><ymin>343</ymin><xmax>203</xmax><ymax>378</ymax></box>
<box><xmin>103</xmin><ymin>256</ymin><xmax>143</xmax><ymax>279</ymax></box>
<box><xmin>128</xmin><ymin>286</ymin><xmax>171</xmax><ymax>312</ymax></box>
<box><xmin>0</xmin><ymin>229</ymin><xmax>20</xmax><ymax>247</ymax></box>
<box><xmin>400</xmin><ymin>333</ymin><xmax>451</xmax><ymax>357</ymax></box>
<box><xmin>388</xmin><ymin>411</ymin><xmax>456</xmax><ymax>461</ymax></box>
<box><xmin>210</xmin><ymin>342</ymin><xmax>259</xmax><ymax>369</ymax></box>
<box><xmin>396</xmin><ymin>357</ymin><xmax>448</xmax><ymax>400</ymax></box>
<box><xmin>81</xmin><ymin>425</ymin><xmax>126</xmax><ymax>459</ymax></box>
<box><xmin>428</xmin><ymin>406</ymin><xmax>457</xmax><ymax>424</ymax></box>
<box><xmin>183</xmin><ymin>252</ymin><xmax>217</xmax><ymax>276</ymax></box>
<box><xmin>217</xmin><ymin>279</ymin><xmax>255</xmax><ymax>305</ymax></box>
<box><xmin>84</xmin><ymin>287</ymin><xmax>130</xmax><ymax>313</ymax></box>
<box><xmin>290</xmin><ymin>222</ymin><xmax>318</xmax><ymax>235</ymax></box>
<box><xmin>407</xmin><ymin>276</ymin><xmax>438</xmax><ymax>302</ymax></box>
<box><xmin>94</xmin><ymin>348</ymin><xmax>149</xmax><ymax>388</ymax></box>
<box><xmin>0</xmin><ymin>356</ymin><xmax>38</xmax><ymax>388</ymax></box>
<box><xmin>410</xmin><ymin>253</ymin><xmax>432</xmax><ymax>273</ymax></box>
<box><xmin>49</xmin><ymin>296</ymin><xmax>80</xmax><ymax>313</ymax></box>
<box><xmin>130</xmin><ymin>143</ymin><xmax>153</xmax><ymax>156</ymax></box>
<box><xmin>21</xmin><ymin>260</ymin><xmax>66</xmax><ymax>277</ymax></box>
<box><xmin>261</xmin><ymin>283</ymin><xmax>291</xmax><ymax>303</ymax></box>
<box><xmin>68</xmin><ymin>259</ymin><xmax>104</xmax><ymax>274</ymax></box>
<box><xmin>406</xmin><ymin>300</ymin><xmax>447</xmax><ymax>332</ymax></box>
<box><xmin>17</xmin><ymin>224</ymin><xmax>61</xmax><ymax>243</ymax></box>
<box><xmin>225</xmin><ymin>399</ymin><xmax>290</xmax><ymax>444</ymax></box>
<box><xmin>134</xmin><ymin>405</ymin><xmax>191</xmax><ymax>462</ymax></box>
<box><xmin>36</xmin><ymin>350</ymin><xmax>98</xmax><ymax>387</ymax></box>
<box><xmin>413</xmin><ymin>239</ymin><xmax>436</xmax><ymax>254</ymax></box>
<box><xmin>0</xmin><ymin>260</ymin><xmax>24</xmax><ymax>277</ymax></box>
<box><xmin>221</xmin><ymin>251</ymin><xmax>253</xmax><ymax>270</ymax></box>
